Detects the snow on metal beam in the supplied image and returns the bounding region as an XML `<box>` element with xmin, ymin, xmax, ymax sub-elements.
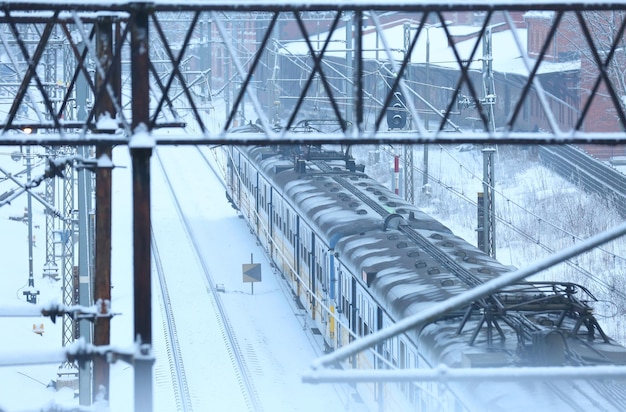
<box><xmin>303</xmin><ymin>364</ymin><xmax>626</xmax><ymax>383</ymax></box>
<box><xmin>5</xmin><ymin>1</ymin><xmax>626</xmax><ymax>12</ymax></box>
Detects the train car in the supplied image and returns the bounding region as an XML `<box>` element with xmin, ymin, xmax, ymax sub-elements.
<box><xmin>224</xmin><ymin>138</ymin><xmax>626</xmax><ymax>411</ymax></box>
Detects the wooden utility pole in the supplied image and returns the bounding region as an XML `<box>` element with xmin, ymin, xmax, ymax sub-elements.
<box><xmin>93</xmin><ymin>16</ymin><xmax>121</xmax><ymax>403</ymax></box>
<box><xmin>131</xmin><ymin>6</ymin><xmax>154</xmax><ymax>412</ymax></box>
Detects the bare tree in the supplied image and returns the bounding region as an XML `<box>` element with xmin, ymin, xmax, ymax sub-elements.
<box><xmin>558</xmin><ymin>11</ymin><xmax>626</xmax><ymax>132</ymax></box>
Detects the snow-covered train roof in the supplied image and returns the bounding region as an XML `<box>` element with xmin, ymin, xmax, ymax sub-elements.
<box><xmin>241</xmin><ymin>144</ymin><xmax>626</xmax><ymax>411</ymax></box>
<box><xmin>245</xmin><ymin>145</ymin><xmax>512</xmax><ymax>319</ymax></box>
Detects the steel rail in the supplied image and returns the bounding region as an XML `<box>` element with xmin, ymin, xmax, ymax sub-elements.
<box><xmin>151</xmin><ymin>226</ymin><xmax>193</xmax><ymax>412</ymax></box>
<box><xmin>154</xmin><ymin>147</ymin><xmax>264</xmax><ymax>412</ymax></box>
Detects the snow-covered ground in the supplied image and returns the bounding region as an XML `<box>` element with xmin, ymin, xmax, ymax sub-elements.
<box><xmin>1</xmin><ymin>141</ymin><xmax>625</xmax><ymax>411</ymax></box>
<box><xmin>0</xmin><ymin>144</ymin><xmax>358</xmax><ymax>411</ymax></box>
<box><xmin>0</xmin><ymin>147</ymin><xmax>76</xmax><ymax>410</ymax></box>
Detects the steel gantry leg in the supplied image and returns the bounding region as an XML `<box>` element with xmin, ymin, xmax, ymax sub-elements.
<box><xmin>59</xmin><ymin>149</ymin><xmax>78</xmax><ymax>387</ymax></box>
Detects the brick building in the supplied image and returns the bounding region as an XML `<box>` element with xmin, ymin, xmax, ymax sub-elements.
<box><xmin>525</xmin><ymin>11</ymin><xmax>626</xmax><ymax>159</ymax></box>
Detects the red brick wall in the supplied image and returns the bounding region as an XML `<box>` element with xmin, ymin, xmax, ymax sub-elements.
<box><xmin>525</xmin><ymin>12</ymin><xmax>555</xmax><ymax>61</ymax></box>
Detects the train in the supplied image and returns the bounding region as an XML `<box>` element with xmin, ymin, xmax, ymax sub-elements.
<box><xmin>223</xmin><ymin>128</ymin><xmax>626</xmax><ymax>411</ymax></box>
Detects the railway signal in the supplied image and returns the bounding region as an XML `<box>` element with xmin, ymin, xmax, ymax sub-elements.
<box><xmin>386</xmin><ymin>92</ymin><xmax>407</xmax><ymax>130</ymax></box>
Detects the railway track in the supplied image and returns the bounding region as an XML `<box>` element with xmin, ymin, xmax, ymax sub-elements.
<box><xmin>151</xmin><ymin>227</ymin><xmax>193</xmax><ymax>411</ymax></box>
<box><xmin>152</xmin><ymin>147</ymin><xmax>263</xmax><ymax>412</ymax></box>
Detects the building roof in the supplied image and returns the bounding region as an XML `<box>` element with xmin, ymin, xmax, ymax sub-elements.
<box><xmin>279</xmin><ymin>19</ymin><xmax>580</xmax><ymax>76</ymax></box>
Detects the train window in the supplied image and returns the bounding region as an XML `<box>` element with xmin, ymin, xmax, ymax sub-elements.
<box><xmin>391</xmin><ymin>338</ymin><xmax>398</xmax><ymax>367</ymax></box>
<box><xmin>265</xmin><ymin>185</ymin><xmax>269</xmax><ymax>211</ymax></box>
<box><xmin>383</xmin><ymin>342</ymin><xmax>391</xmax><ymax>365</ymax></box>
<box><xmin>260</xmin><ymin>183</ymin><xmax>266</xmax><ymax>211</ymax></box>
<box><xmin>274</xmin><ymin>200</ymin><xmax>279</xmax><ymax>225</ymax></box>
<box><xmin>357</xmin><ymin>292</ymin><xmax>363</xmax><ymax>336</ymax></box>
<box><xmin>291</xmin><ymin>213</ymin><xmax>297</xmax><ymax>245</ymax></box>
<box><xmin>407</xmin><ymin>349</ymin><xmax>420</xmax><ymax>403</ymax></box>
<box><xmin>304</xmin><ymin>227</ymin><xmax>311</xmax><ymax>250</ymax></box>
<box><xmin>359</xmin><ymin>295</ymin><xmax>369</xmax><ymax>336</ymax></box>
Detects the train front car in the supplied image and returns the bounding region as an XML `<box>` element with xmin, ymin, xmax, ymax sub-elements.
<box><xmin>225</xmin><ymin>143</ymin><xmax>626</xmax><ymax>412</ymax></box>
<box><xmin>336</xmin><ymin>204</ymin><xmax>626</xmax><ymax>410</ymax></box>
<box><xmin>331</xmin><ymin>156</ymin><xmax>626</xmax><ymax>411</ymax></box>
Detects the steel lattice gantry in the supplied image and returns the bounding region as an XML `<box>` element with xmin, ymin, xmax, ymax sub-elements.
<box><xmin>0</xmin><ymin>2</ymin><xmax>626</xmax><ymax>411</ymax></box>
<box><xmin>1</xmin><ymin>1</ymin><xmax>626</xmax><ymax>146</ymax></box>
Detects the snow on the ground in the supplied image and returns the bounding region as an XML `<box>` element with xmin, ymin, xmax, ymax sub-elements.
<box><xmin>2</xmin><ymin>142</ymin><xmax>625</xmax><ymax>411</ymax></box>
<box><xmin>0</xmin><ymin>149</ymin><xmax>76</xmax><ymax>410</ymax></box>
<box><xmin>0</xmin><ymin>144</ymin><xmax>357</xmax><ymax>411</ymax></box>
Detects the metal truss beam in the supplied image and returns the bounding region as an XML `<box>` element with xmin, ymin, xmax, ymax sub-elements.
<box><xmin>0</xmin><ymin>3</ymin><xmax>622</xmax><ymax>145</ymax></box>
<box><xmin>2</xmin><ymin>1</ymin><xmax>626</xmax><ymax>12</ymax></box>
